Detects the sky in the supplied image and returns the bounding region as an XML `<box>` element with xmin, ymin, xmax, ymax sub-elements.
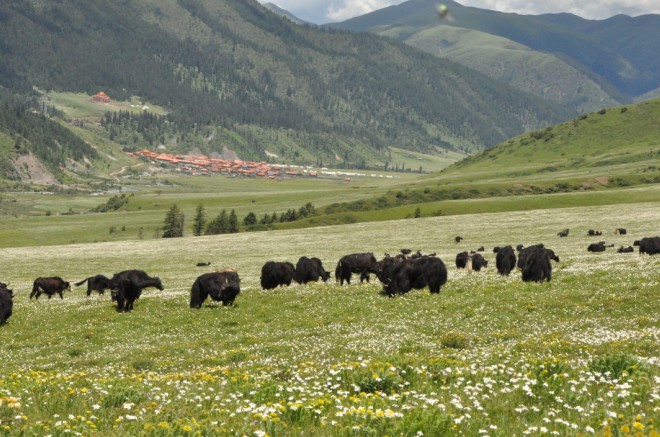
<box><xmin>258</xmin><ymin>0</ymin><xmax>660</xmax><ymax>24</ymax></box>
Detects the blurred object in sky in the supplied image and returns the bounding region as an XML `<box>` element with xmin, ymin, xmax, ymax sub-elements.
<box><xmin>436</xmin><ymin>4</ymin><xmax>455</xmax><ymax>21</ymax></box>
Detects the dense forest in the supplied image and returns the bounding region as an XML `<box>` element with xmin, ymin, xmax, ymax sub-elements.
<box><xmin>0</xmin><ymin>0</ymin><xmax>573</xmax><ymax>172</ymax></box>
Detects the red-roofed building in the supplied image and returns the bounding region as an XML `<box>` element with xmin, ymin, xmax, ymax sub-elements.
<box><xmin>91</xmin><ymin>91</ymin><xmax>111</xmax><ymax>103</ymax></box>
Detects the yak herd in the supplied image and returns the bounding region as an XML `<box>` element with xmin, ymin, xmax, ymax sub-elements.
<box><xmin>0</xmin><ymin>231</ymin><xmax>657</xmax><ymax>324</ymax></box>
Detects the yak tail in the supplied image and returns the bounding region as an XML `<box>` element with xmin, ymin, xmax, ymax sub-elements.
<box><xmin>74</xmin><ymin>277</ymin><xmax>90</xmax><ymax>287</ymax></box>
<box><xmin>335</xmin><ymin>262</ymin><xmax>343</xmax><ymax>284</ymax></box>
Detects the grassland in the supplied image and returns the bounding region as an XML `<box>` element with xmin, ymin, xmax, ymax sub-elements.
<box><xmin>1</xmin><ymin>202</ymin><xmax>658</xmax><ymax>436</ymax></box>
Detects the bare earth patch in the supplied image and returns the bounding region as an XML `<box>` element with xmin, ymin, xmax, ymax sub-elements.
<box><xmin>13</xmin><ymin>152</ymin><xmax>59</xmax><ymax>185</ymax></box>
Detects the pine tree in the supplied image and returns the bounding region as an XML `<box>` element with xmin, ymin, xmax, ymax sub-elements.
<box><xmin>162</xmin><ymin>204</ymin><xmax>184</xmax><ymax>238</ymax></box>
<box><xmin>243</xmin><ymin>212</ymin><xmax>257</xmax><ymax>227</ymax></box>
<box><xmin>228</xmin><ymin>209</ymin><xmax>239</xmax><ymax>233</ymax></box>
<box><xmin>192</xmin><ymin>204</ymin><xmax>206</xmax><ymax>236</ymax></box>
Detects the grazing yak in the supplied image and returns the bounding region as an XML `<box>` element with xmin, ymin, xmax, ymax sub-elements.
<box><xmin>335</xmin><ymin>252</ymin><xmax>379</xmax><ymax>285</ymax></box>
<box><xmin>75</xmin><ymin>274</ymin><xmax>111</xmax><ymax>296</ymax></box>
<box><xmin>110</xmin><ymin>270</ymin><xmax>164</xmax><ymax>312</ymax></box>
<box><xmin>379</xmin><ymin>255</ymin><xmax>447</xmax><ymax>297</ymax></box>
<box><xmin>494</xmin><ymin>245</ymin><xmax>517</xmax><ymax>276</ymax></box>
<box><xmin>557</xmin><ymin>229</ymin><xmax>570</xmax><ymax>237</ymax></box>
<box><xmin>615</xmin><ymin>228</ymin><xmax>627</xmax><ymax>235</ymax></box>
<box><xmin>30</xmin><ymin>277</ymin><xmax>71</xmax><ymax>300</ymax></box>
<box><xmin>587</xmin><ymin>229</ymin><xmax>603</xmax><ymax>236</ymax></box>
<box><xmin>190</xmin><ymin>270</ymin><xmax>240</xmax><ymax>308</ymax></box>
<box><xmin>454</xmin><ymin>236</ymin><xmax>463</xmax><ymax>243</ymax></box>
<box><xmin>587</xmin><ymin>242</ymin><xmax>608</xmax><ymax>252</ymax></box>
<box><xmin>196</xmin><ymin>262</ymin><xmax>211</xmax><ymax>267</ymax></box>
<box><xmin>294</xmin><ymin>256</ymin><xmax>331</xmax><ymax>284</ymax></box>
<box><xmin>617</xmin><ymin>246</ymin><xmax>635</xmax><ymax>253</ymax></box>
<box><xmin>517</xmin><ymin>244</ymin><xmax>560</xmax><ymax>270</ymax></box>
<box><xmin>0</xmin><ymin>282</ymin><xmax>14</xmax><ymax>324</ymax></box>
<box><xmin>260</xmin><ymin>261</ymin><xmax>296</xmax><ymax>290</ymax></box>
<box><xmin>455</xmin><ymin>251</ymin><xmax>470</xmax><ymax>269</ymax></box>
<box><xmin>455</xmin><ymin>252</ymin><xmax>487</xmax><ymax>271</ymax></box>
<box><xmin>638</xmin><ymin>236</ymin><xmax>660</xmax><ymax>255</ymax></box>
<box><xmin>521</xmin><ymin>246</ymin><xmax>559</xmax><ymax>283</ymax></box>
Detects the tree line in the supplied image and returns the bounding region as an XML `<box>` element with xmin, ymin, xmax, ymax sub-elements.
<box><xmin>162</xmin><ymin>202</ymin><xmax>317</xmax><ymax>238</ymax></box>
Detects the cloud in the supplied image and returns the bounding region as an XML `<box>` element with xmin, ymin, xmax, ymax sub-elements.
<box><xmin>259</xmin><ymin>0</ymin><xmax>660</xmax><ymax>22</ymax></box>
<box><xmin>325</xmin><ymin>0</ymin><xmax>404</xmax><ymax>21</ymax></box>
<box><xmin>458</xmin><ymin>0</ymin><xmax>660</xmax><ymax>19</ymax></box>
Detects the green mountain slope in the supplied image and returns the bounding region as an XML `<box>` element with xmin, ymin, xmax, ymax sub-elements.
<box><xmin>330</xmin><ymin>0</ymin><xmax>659</xmax><ymax>110</ymax></box>
<box><xmin>0</xmin><ymin>0</ymin><xmax>572</xmax><ymax>174</ymax></box>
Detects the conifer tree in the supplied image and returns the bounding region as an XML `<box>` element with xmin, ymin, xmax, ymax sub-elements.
<box><xmin>192</xmin><ymin>204</ymin><xmax>206</xmax><ymax>236</ymax></box>
<box><xmin>162</xmin><ymin>204</ymin><xmax>184</xmax><ymax>238</ymax></box>
<box><xmin>228</xmin><ymin>209</ymin><xmax>239</xmax><ymax>233</ymax></box>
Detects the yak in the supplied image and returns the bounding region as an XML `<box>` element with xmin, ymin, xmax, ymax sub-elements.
<box><xmin>495</xmin><ymin>245</ymin><xmax>517</xmax><ymax>276</ymax></box>
<box><xmin>294</xmin><ymin>256</ymin><xmax>330</xmax><ymax>284</ymax></box>
<box><xmin>455</xmin><ymin>251</ymin><xmax>469</xmax><ymax>269</ymax></box>
<box><xmin>587</xmin><ymin>242</ymin><xmax>608</xmax><ymax>252</ymax></box>
<box><xmin>617</xmin><ymin>246</ymin><xmax>635</xmax><ymax>253</ymax></box>
<box><xmin>521</xmin><ymin>246</ymin><xmax>559</xmax><ymax>283</ymax></box>
<box><xmin>638</xmin><ymin>236</ymin><xmax>660</xmax><ymax>255</ymax></box>
<box><xmin>557</xmin><ymin>229</ymin><xmax>570</xmax><ymax>237</ymax></box>
<box><xmin>615</xmin><ymin>228</ymin><xmax>627</xmax><ymax>235</ymax></box>
<box><xmin>335</xmin><ymin>253</ymin><xmax>379</xmax><ymax>285</ymax></box>
<box><xmin>587</xmin><ymin>229</ymin><xmax>603</xmax><ymax>236</ymax></box>
<box><xmin>260</xmin><ymin>261</ymin><xmax>296</xmax><ymax>290</ymax></box>
<box><xmin>380</xmin><ymin>255</ymin><xmax>447</xmax><ymax>297</ymax></box>
<box><xmin>109</xmin><ymin>270</ymin><xmax>164</xmax><ymax>312</ymax></box>
<box><xmin>75</xmin><ymin>274</ymin><xmax>111</xmax><ymax>296</ymax></box>
<box><xmin>190</xmin><ymin>270</ymin><xmax>240</xmax><ymax>308</ymax></box>
<box><xmin>517</xmin><ymin>244</ymin><xmax>560</xmax><ymax>270</ymax></box>
<box><xmin>0</xmin><ymin>282</ymin><xmax>13</xmax><ymax>324</ymax></box>
<box><xmin>470</xmin><ymin>253</ymin><xmax>488</xmax><ymax>271</ymax></box>
<box><xmin>30</xmin><ymin>277</ymin><xmax>71</xmax><ymax>300</ymax></box>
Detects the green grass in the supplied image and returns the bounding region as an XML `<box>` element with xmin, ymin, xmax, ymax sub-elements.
<box><xmin>46</xmin><ymin>92</ymin><xmax>168</xmax><ymax>119</ymax></box>
<box><xmin>0</xmin><ymin>202</ymin><xmax>658</xmax><ymax>435</ymax></box>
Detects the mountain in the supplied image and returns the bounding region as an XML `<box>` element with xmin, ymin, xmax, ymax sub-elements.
<box><xmin>262</xmin><ymin>2</ymin><xmax>307</xmax><ymax>25</ymax></box>
<box><xmin>0</xmin><ymin>0</ymin><xmax>573</xmax><ymax>182</ymax></box>
<box><xmin>329</xmin><ymin>0</ymin><xmax>660</xmax><ymax>112</ymax></box>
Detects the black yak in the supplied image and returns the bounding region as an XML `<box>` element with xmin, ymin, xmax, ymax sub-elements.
<box><xmin>495</xmin><ymin>245</ymin><xmax>517</xmax><ymax>276</ymax></box>
<box><xmin>335</xmin><ymin>253</ymin><xmax>379</xmax><ymax>285</ymax></box>
<box><xmin>110</xmin><ymin>270</ymin><xmax>164</xmax><ymax>312</ymax></box>
<box><xmin>521</xmin><ymin>246</ymin><xmax>559</xmax><ymax>283</ymax></box>
<box><xmin>380</xmin><ymin>255</ymin><xmax>447</xmax><ymax>297</ymax></box>
<box><xmin>615</xmin><ymin>228</ymin><xmax>627</xmax><ymax>235</ymax></box>
<box><xmin>75</xmin><ymin>274</ymin><xmax>111</xmax><ymax>296</ymax></box>
<box><xmin>557</xmin><ymin>229</ymin><xmax>569</xmax><ymax>237</ymax></box>
<box><xmin>587</xmin><ymin>242</ymin><xmax>607</xmax><ymax>252</ymax></box>
<box><xmin>617</xmin><ymin>246</ymin><xmax>635</xmax><ymax>253</ymax></box>
<box><xmin>260</xmin><ymin>261</ymin><xmax>296</xmax><ymax>290</ymax></box>
<box><xmin>30</xmin><ymin>277</ymin><xmax>71</xmax><ymax>300</ymax></box>
<box><xmin>190</xmin><ymin>270</ymin><xmax>240</xmax><ymax>308</ymax></box>
<box><xmin>638</xmin><ymin>236</ymin><xmax>660</xmax><ymax>255</ymax></box>
<box><xmin>455</xmin><ymin>251</ymin><xmax>469</xmax><ymax>269</ymax></box>
<box><xmin>294</xmin><ymin>256</ymin><xmax>331</xmax><ymax>284</ymax></box>
<box><xmin>0</xmin><ymin>282</ymin><xmax>13</xmax><ymax>324</ymax></box>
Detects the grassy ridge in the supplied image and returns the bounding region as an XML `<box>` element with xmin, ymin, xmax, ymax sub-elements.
<box><xmin>1</xmin><ymin>203</ymin><xmax>658</xmax><ymax>435</ymax></box>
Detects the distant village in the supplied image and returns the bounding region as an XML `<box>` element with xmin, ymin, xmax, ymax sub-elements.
<box><xmin>127</xmin><ymin>149</ymin><xmax>320</xmax><ymax>180</ymax></box>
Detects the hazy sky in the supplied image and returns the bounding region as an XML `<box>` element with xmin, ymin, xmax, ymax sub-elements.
<box><xmin>258</xmin><ymin>0</ymin><xmax>660</xmax><ymax>23</ymax></box>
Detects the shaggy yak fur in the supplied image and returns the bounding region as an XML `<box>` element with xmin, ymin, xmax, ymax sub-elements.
<box><xmin>75</xmin><ymin>274</ymin><xmax>111</xmax><ymax>296</ymax></box>
<box><xmin>260</xmin><ymin>261</ymin><xmax>296</xmax><ymax>290</ymax></box>
<box><xmin>495</xmin><ymin>245</ymin><xmax>517</xmax><ymax>276</ymax></box>
<box><xmin>190</xmin><ymin>270</ymin><xmax>240</xmax><ymax>308</ymax></box>
<box><xmin>638</xmin><ymin>236</ymin><xmax>660</xmax><ymax>255</ymax></box>
<box><xmin>110</xmin><ymin>270</ymin><xmax>164</xmax><ymax>312</ymax></box>
<box><xmin>521</xmin><ymin>246</ymin><xmax>559</xmax><ymax>283</ymax></box>
<box><xmin>335</xmin><ymin>253</ymin><xmax>379</xmax><ymax>285</ymax></box>
<box><xmin>380</xmin><ymin>255</ymin><xmax>448</xmax><ymax>297</ymax></box>
<box><xmin>30</xmin><ymin>277</ymin><xmax>71</xmax><ymax>300</ymax></box>
<box><xmin>0</xmin><ymin>282</ymin><xmax>14</xmax><ymax>324</ymax></box>
<box><xmin>294</xmin><ymin>256</ymin><xmax>330</xmax><ymax>284</ymax></box>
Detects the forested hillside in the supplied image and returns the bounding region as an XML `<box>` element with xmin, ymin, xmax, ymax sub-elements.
<box><xmin>0</xmin><ymin>0</ymin><xmax>572</xmax><ymax>175</ymax></box>
<box><xmin>330</xmin><ymin>0</ymin><xmax>660</xmax><ymax>111</ymax></box>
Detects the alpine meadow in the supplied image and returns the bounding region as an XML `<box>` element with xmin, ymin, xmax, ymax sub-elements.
<box><xmin>0</xmin><ymin>0</ymin><xmax>659</xmax><ymax>436</ymax></box>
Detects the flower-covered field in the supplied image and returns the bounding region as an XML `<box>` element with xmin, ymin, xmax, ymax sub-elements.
<box><xmin>1</xmin><ymin>202</ymin><xmax>658</xmax><ymax>436</ymax></box>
